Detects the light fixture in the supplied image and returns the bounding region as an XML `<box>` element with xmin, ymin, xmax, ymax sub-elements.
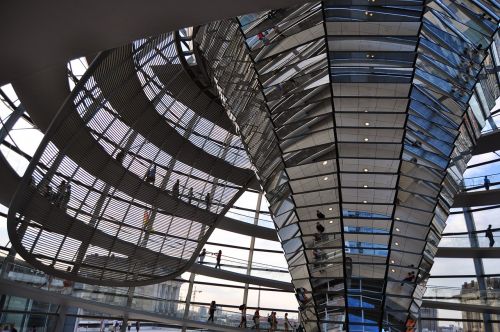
<box><xmin>391</xmin><ymin>269</ymin><xmax>395</xmax><ymax>273</ymax></box>
<box><xmin>395</xmin><ymin>242</ymin><xmax>399</xmax><ymax>246</ymax></box>
<box><xmin>396</xmin><ymin>217</ymin><xmax>400</xmax><ymax>220</ymax></box>
<box><xmin>369</xmin><ymin>12</ymin><xmax>373</xmax><ymax>16</ymax></box>
<box><xmin>366</xmin><ymin>54</ymin><xmax>370</xmax><ymax>58</ymax></box>
<box><xmin>395</xmin><ymin>228</ymin><xmax>400</xmax><ymax>232</ymax></box>
<box><xmin>363</xmin><ymin>200</ymin><xmax>368</xmax><ymax>204</ymax></box>
<box><xmin>365</xmin><ymin>122</ymin><xmax>370</xmax><ymax>126</ymax></box>
<box><xmin>364</xmin><ymin>138</ymin><xmax>369</xmax><ymax>142</ymax></box>
<box><xmin>328</xmin><ymin>207</ymin><xmax>333</xmax><ymax>211</ymax></box>
<box><xmin>329</xmin><ymin>220</ymin><xmax>333</xmax><ymax>224</ymax></box>
<box><xmin>371</xmin><ymin>54</ymin><xmax>375</xmax><ymax>58</ymax></box>
<box><xmin>363</xmin><ymin>185</ymin><xmax>368</xmax><ymax>188</ymax></box>
<box><xmin>363</xmin><ymin>168</ymin><xmax>369</xmax><ymax>172</ymax></box>
<box><xmin>391</xmin><ymin>260</ymin><xmax>395</xmax><ymax>264</ymax></box>
<box><xmin>323</xmin><ymin>161</ymin><xmax>328</xmax><ymax>166</ymax></box>
<box><xmin>364</xmin><ymin>110</ymin><xmax>368</xmax><ymax>113</ymax></box>
<box><xmin>324</xmin><ymin>177</ymin><xmax>329</xmax><ymax>181</ymax></box>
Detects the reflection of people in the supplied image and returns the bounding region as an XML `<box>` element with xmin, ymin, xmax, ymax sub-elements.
<box><xmin>345</xmin><ymin>256</ymin><xmax>353</xmax><ymax>289</ymax></box>
<box><xmin>316</xmin><ymin>222</ymin><xmax>325</xmax><ymax>234</ymax></box>
<box><xmin>401</xmin><ymin>271</ymin><xmax>415</xmax><ymax>286</ymax></box>
<box><xmin>486</xmin><ymin>224</ymin><xmax>495</xmax><ymax>247</ymax></box>
<box><xmin>313</xmin><ymin>248</ymin><xmax>323</xmax><ymax>260</ymax></box>
<box><xmin>267</xmin><ymin>10</ymin><xmax>277</xmax><ymax>19</ymax></box>
<box><xmin>314</xmin><ymin>233</ymin><xmax>322</xmax><ymax>241</ymax></box>
<box><xmin>257</xmin><ymin>32</ymin><xmax>268</xmax><ymax>45</ymax></box>
<box><xmin>295</xmin><ymin>287</ymin><xmax>310</xmax><ymax>305</ymax></box>
<box><xmin>484</xmin><ymin>176</ymin><xmax>491</xmax><ymax>190</ymax></box>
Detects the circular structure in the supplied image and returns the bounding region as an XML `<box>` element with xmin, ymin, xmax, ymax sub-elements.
<box><xmin>7</xmin><ymin>32</ymin><xmax>255</xmax><ymax>286</ymax></box>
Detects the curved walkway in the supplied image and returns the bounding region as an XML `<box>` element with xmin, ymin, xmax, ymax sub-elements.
<box><xmin>152</xmin><ymin>63</ymin><xmax>236</xmax><ymax>133</ymax></box>
<box><xmin>435</xmin><ymin>247</ymin><xmax>500</xmax><ymax>259</ymax></box>
<box><xmin>0</xmin><ymin>149</ymin><xmax>276</xmax><ymax>242</ymax></box>
<box><xmin>10</xmin><ymin>65</ymin><xmax>273</xmax><ymax>239</ymax></box>
<box><xmin>422</xmin><ymin>299</ymin><xmax>500</xmax><ymax>314</ymax></box>
<box><xmin>473</xmin><ymin>129</ymin><xmax>500</xmax><ymax>155</ymax></box>
<box><xmin>452</xmin><ymin>188</ymin><xmax>500</xmax><ymax>207</ymax></box>
<box><xmin>10</xmin><ymin>188</ymin><xmax>287</xmax><ymax>289</ymax></box>
<box><xmin>94</xmin><ymin>46</ymin><xmax>255</xmax><ymax>188</ymax></box>
<box><xmin>0</xmin><ymin>278</ymin><xmax>252</xmax><ymax>332</ymax></box>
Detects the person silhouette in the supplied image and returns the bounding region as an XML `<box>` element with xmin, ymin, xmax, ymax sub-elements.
<box><xmin>484</xmin><ymin>176</ymin><xmax>491</xmax><ymax>190</ymax></box>
<box><xmin>486</xmin><ymin>224</ymin><xmax>495</xmax><ymax>247</ymax></box>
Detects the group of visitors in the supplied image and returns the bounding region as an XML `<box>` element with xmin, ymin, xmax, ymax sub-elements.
<box><xmin>198</xmin><ymin>248</ymin><xmax>222</xmax><ymax>268</ymax></box>
<box><xmin>2</xmin><ymin>325</ymin><xmax>17</xmax><ymax>332</ymax></box>
<box><xmin>208</xmin><ymin>301</ymin><xmax>294</xmax><ymax>331</ymax></box>
<box><xmin>265</xmin><ymin>311</ymin><xmax>291</xmax><ymax>331</ymax></box>
<box><xmin>101</xmin><ymin>320</ymin><xmax>140</xmax><ymax>332</ymax></box>
<box><xmin>143</xmin><ymin>165</ymin><xmax>212</xmax><ymax>209</ymax></box>
<box><xmin>117</xmin><ymin>149</ymin><xmax>217</xmax><ymax>209</ymax></box>
<box><xmin>42</xmin><ymin>180</ymin><xmax>71</xmax><ymax>208</ymax></box>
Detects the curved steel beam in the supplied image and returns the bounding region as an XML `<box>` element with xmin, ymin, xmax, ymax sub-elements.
<box><xmin>93</xmin><ymin>45</ymin><xmax>255</xmax><ymax>188</ymax></box>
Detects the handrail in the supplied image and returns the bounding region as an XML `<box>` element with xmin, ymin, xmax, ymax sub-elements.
<box><xmin>443</xmin><ymin>228</ymin><xmax>500</xmax><ymax>236</ymax></box>
<box><xmin>0</xmin><ymin>261</ymin><xmax>298</xmax><ymax>327</ymax></box>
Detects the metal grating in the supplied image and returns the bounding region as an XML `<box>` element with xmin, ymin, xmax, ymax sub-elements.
<box><xmin>7</xmin><ymin>32</ymin><xmax>255</xmax><ymax>287</ymax></box>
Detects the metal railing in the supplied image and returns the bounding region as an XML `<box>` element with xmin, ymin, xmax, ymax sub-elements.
<box><xmin>423</xmin><ymin>285</ymin><xmax>500</xmax><ymax>306</ymax></box>
<box><xmin>439</xmin><ymin>234</ymin><xmax>500</xmax><ymax>248</ymax></box>
<box><xmin>460</xmin><ymin>172</ymin><xmax>500</xmax><ymax>191</ymax></box>
<box><xmin>0</xmin><ymin>261</ymin><xmax>297</xmax><ymax>330</ymax></box>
